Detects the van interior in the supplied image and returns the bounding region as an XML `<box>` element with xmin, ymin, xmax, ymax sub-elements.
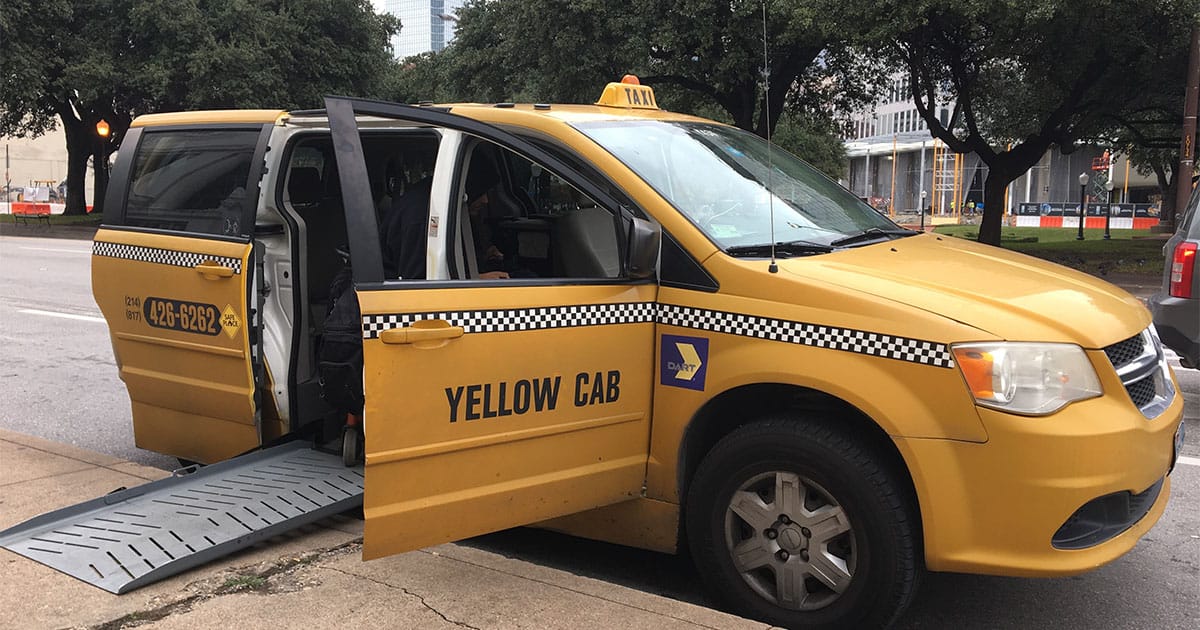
<box><xmin>255</xmin><ymin>129</ymin><xmax>626</xmax><ymax>447</ymax></box>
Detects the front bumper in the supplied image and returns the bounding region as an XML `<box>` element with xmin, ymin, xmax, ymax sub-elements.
<box><xmin>897</xmin><ymin>388</ymin><xmax>1183</xmax><ymax>577</ymax></box>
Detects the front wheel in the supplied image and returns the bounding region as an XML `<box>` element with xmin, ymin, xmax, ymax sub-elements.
<box><xmin>686</xmin><ymin>417</ymin><xmax>919</xmax><ymax>629</ymax></box>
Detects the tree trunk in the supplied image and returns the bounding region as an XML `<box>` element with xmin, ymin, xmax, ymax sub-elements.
<box><xmin>979</xmin><ymin>170</ymin><xmax>1013</xmax><ymax>246</ymax></box>
<box><xmin>1162</xmin><ymin>175</ymin><xmax>1179</xmax><ymax>222</ymax></box>
<box><xmin>1151</xmin><ymin>161</ymin><xmax>1175</xmax><ymax>220</ymax></box>
<box><xmin>967</xmin><ymin>140</ymin><xmax>1051</xmax><ymax>246</ymax></box>
<box><xmin>59</xmin><ymin>114</ymin><xmax>91</xmax><ymax>216</ymax></box>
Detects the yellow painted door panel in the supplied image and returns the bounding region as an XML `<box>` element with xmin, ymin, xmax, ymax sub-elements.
<box><xmin>359</xmin><ymin>283</ymin><xmax>656</xmax><ymax>559</ymax></box>
<box><xmin>92</xmin><ymin>228</ymin><xmax>257</xmax><ymax>463</ymax></box>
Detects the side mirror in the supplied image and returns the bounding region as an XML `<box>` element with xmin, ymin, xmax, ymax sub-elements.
<box><xmin>626</xmin><ymin>216</ymin><xmax>660</xmax><ymax>280</ymax></box>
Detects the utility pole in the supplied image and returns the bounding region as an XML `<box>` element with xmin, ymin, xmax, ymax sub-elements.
<box><xmin>1173</xmin><ymin>23</ymin><xmax>1200</xmax><ymax>232</ymax></box>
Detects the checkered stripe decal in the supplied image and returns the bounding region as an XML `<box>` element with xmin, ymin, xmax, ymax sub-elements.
<box><xmin>659</xmin><ymin>304</ymin><xmax>954</xmax><ymax>368</ymax></box>
<box><xmin>93</xmin><ymin>241</ymin><xmax>243</xmax><ymax>274</ymax></box>
<box><xmin>361</xmin><ymin>302</ymin><xmax>657</xmax><ymax>339</ymax></box>
<box><xmin>362</xmin><ymin>301</ymin><xmax>954</xmax><ymax>369</ymax></box>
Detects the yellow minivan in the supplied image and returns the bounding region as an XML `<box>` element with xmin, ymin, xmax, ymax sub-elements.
<box><xmin>86</xmin><ymin>82</ymin><xmax>1183</xmax><ymax>628</ymax></box>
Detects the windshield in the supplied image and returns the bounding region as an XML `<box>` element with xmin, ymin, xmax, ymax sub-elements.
<box><xmin>575</xmin><ymin>121</ymin><xmax>899</xmax><ymax>251</ymax></box>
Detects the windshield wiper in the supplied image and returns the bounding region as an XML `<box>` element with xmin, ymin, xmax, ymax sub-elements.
<box><xmin>725</xmin><ymin>240</ymin><xmax>835</xmax><ymax>258</ymax></box>
<box><xmin>829</xmin><ymin>227</ymin><xmax>917</xmax><ymax>247</ymax></box>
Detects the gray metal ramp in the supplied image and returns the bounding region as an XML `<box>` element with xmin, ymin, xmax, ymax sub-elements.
<box><xmin>0</xmin><ymin>441</ymin><xmax>363</xmax><ymax>594</ymax></box>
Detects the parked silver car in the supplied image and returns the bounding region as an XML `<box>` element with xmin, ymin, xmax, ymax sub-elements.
<box><xmin>1150</xmin><ymin>189</ymin><xmax>1199</xmax><ymax>368</ymax></box>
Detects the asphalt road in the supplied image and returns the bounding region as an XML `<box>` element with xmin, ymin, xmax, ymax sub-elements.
<box><xmin>1</xmin><ymin>231</ymin><xmax>1197</xmax><ymax>628</ymax></box>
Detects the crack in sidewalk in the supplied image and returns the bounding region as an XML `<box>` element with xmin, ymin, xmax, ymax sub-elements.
<box><xmin>322</xmin><ymin>565</ymin><xmax>482</xmax><ymax>630</ymax></box>
<box><xmin>87</xmin><ymin>539</ymin><xmax>361</xmax><ymax>630</ymax></box>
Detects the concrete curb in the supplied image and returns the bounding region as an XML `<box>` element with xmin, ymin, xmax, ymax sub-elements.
<box><xmin>0</xmin><ymin>428</ymin><xmax>765</xmax><ymax>630</ymax></box>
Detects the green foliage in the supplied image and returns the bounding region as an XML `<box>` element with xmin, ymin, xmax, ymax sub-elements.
<box><xmin>428</xmin><ymin>0</ymin><xmax>875</xmax><ymax>140</ymax></box>
<box><xmin>772</xmin><ymin>113</ymin><xmax>848</xmax><ymax>179</ymax></box>
<box><xmin>0</xmin><ymin>0</ymin><xmax>71</xmax><ymax>139</ymax></box>
<box><xmin>387</xmin><ymin>52</ymin><xmax>452</xmax><ymax>104</ymax></box>
<box><xmin>220</xmin><ymin>574</ymin><xmax>267</xmax><ymax>592</ymax></box>
<box><xmin>935</xmin><ymin>225</ymin><xmax>1166</xmax><ymax>276</ymax></box>
<box><xmin>871</xmin><ymin>0</ymin><xmax>1196</xmax><ymax>152</ymax></box>
<box><xmin>434</xmin><ymin>0</ymin><xmax>644</xmax><ymax>105</ymax></box>
<box><xmin>0</xmin><ymin>0</ymin><xmax>398</xmax><ymax>213</ymax></box>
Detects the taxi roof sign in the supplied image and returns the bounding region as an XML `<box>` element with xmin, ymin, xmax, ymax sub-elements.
<box><xmin>596</xmin><ymin>75</ymin><xmax>659</xmax><ymax>110</ymax></box>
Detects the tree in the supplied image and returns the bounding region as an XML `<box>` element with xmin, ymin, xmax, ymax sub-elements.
<box><xmin>435</xmin><ymin>0</ymin><xmax>871</xmax><ymax>140</ymax></box>
<box><xmin>773</xmin><ymin>112</ymin><xmax>849</xmax><ymax>178</ymax></box>
<box><xmin>642</xmin><ymin>0</ymin><xmax>834</xmax><ymax>136</ymax></box>
<box><xmin>436</xmin><ymin>0</ymin><xmax>644</xmax><ymax>105</ymax></box>
<box><xmin>1115</xmin><ymin>129</ymin><xmax>1194</xmax><ymax>222</ymax></box>
<box><xmin>840</xmin><ymin>0</ymin><xmax>1195</xmax><ymax>245</ymax></box>
<box><xmin>387</xmin><ymin>52</ymin><xmax>453</xmax><ymax>104</ymax></box>
<box><xmin>0</xmin><ymin>0</ymin><xmax>398</xmax><ymax>215</ymax></box>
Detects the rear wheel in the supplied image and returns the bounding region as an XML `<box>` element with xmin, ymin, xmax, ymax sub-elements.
<box><xmin>686</xmin><ymin>417</ymin><xmax>919</xmax><ymax>629</ymax></box>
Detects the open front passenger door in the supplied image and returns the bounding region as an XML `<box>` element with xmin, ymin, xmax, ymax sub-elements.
<box><xmin>325</xmin><ymin>97</ymin><xmax>657</xmax><ymax>558</ymax></box>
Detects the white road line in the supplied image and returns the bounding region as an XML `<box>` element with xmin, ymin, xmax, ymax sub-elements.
<box><xmin>18</xmin><ymin>308</ymin><xmax>106</xmax><ymax>323</ymax></box>
<box><xmin>18</xmin><ymin>246</ymin><xmax>91</xmax><ymax>255</ymax></box>
<box><xmin>1178</xmin><ymin>456</ymin><xmax>1200</xmax><ymax>467</ymax></box>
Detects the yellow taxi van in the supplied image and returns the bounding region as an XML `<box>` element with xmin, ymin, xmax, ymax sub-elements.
<box><xmin>72</xmin><ymin>80</ymin><xmax>1184</xmax><ymax>628</ymax></box>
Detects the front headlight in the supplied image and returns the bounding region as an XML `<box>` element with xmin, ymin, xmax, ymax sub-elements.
<box><xmin>952</xmin><ymin>342</ymin><xmax>1102</xmax><ymax>415</ymax></box>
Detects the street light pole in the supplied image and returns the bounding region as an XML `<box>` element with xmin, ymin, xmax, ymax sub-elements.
<box><xmin>1077</xmin><ymin>172</ymin><xmax>1089</xmax><ymax>240</ymax></box>
<box><xmin>1103</xmin><ymin>180</ymin><xmax>1115</xmax><ymax>240</ymax></box>
<box><xmin>920</xmin><ymin>190</ymin><xmax>927</xmax><ymax>232</ymax></box>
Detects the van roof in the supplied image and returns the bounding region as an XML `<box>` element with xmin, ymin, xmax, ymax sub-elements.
<box><xmin>129</xmin><ymin>102</ymin><xmax>710</xmax><ymax>129</ymax></box>
<box><xmin>131</xmin><ymin>110</ymin><xmax>289</xmax><ymax>127</ymax></box>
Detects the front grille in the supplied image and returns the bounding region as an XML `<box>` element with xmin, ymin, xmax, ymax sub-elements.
<box><xmin>1102</xmin><ymin>328</ymin><xmax>1174</xmax><ymax>419</ymax></box>
<box><xmin>1126</xmin><ymin>375</ymin><xmax>1157</xmax><ymax>408</ymax></box>
<box><xmin>1103</xmin><ymin>334</ymin><xmax>1144</xmax><ymax>369</ymax></box>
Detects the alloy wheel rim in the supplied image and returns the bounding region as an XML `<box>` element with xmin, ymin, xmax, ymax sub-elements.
<box><xmin>722</xmin><ymin>470</ymin><xmax>856</xmax><ymax>611</ymax></box>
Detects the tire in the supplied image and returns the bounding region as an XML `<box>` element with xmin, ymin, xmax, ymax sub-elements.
<box><xmin>685</xmin><ymin>417</ymin><xmax>919</xmax><ymax>630</ymax></box>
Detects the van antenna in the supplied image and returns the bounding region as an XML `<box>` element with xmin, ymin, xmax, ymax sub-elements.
<box><xmin>762</xmin><ymin>1</ymin><xmax>778</xmax><ymax>274</ymax></box>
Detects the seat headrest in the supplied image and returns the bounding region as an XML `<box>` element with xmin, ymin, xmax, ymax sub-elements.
<box><xmin>487</xmin><ymin>183</ymin><xmax>524</xmax><ymax>218</ymax></box>
<box><xmin>288</xmin><ymin>167</ymin><xmax>322</xmax><ymax>206</ymax></box>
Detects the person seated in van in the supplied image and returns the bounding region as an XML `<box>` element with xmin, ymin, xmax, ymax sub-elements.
<box><xmin>380</xmin><ymin>175</ymin><xmax>432</xmax><ymax>280</ymax></box>
<box><xmin>466</xmin><ymin>186</ymin><xmax>511</xmax><ymax>280</ymax></box>
<box><xmin>379</xmin><ymin>170</ymin><xmax>512</xmax><ymax>280</ymax></box>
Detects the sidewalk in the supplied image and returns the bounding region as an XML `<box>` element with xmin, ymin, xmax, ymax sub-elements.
<box><xmin>0</xmin><ymin>429</ymin><xmax>767</xmax><ymax>630</ymax></box>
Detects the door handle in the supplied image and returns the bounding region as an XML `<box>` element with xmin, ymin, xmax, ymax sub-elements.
<box><xmin>380</xmin><ymin>321</ymin><xmax>464</xmax><ymax>345</ymax></box>
<box><xmin>194</xmin><ymin>262</ymin><xmax>235</xmax><ymax>279</ymax></box>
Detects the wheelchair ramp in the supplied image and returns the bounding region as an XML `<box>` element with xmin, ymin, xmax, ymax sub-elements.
<box><xmin>0</xmin><ymin>442</ymin><xmax>363</xmax><ymax>594</ymax></box>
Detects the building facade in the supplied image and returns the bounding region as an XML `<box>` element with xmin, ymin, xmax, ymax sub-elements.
<box><xmin>2</xmin><ymin>130</ymin><xmax>95</xmax><ymax>206</ymax></box>
<box><xmin>842</xmin><ymin>75</ymin><xmax>1159</xmax><ymax>216</ymax></box>
<box><xmin>377</xmin><ymin>0</ymin><xmax>466</xmax><ymax>59</ymax></box>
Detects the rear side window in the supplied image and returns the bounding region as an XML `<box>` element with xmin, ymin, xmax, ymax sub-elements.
<box><xmin>124</xmin><ymin>129</ymin><xmax>260</xmax><ymax>236</ymax></box>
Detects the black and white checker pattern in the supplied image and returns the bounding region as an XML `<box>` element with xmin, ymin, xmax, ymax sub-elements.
<box><xmin>657</xmin><ymin>304</ymin><xmax>954</xmax><ymax>368</ymax></box>
<box><xmin>361</xmin><ymin>302</ymin><xmax>657</xmax><ymax>339</ymax></box>
<box><xmin>93</xmin><ymin>241</ymin><xmax>243</xmax><ymax>275</ymax></box>
<box><xmin>362</xmin><ymin>300</ymin><xmax>953</xmax><ymax>369</ymax></box>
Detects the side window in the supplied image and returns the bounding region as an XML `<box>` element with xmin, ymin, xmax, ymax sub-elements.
<box><xmin>453</xmin><ymin>140</ymin><xmax>622</xmax><ymax>280</ymax></box>
<box><xmin>284</xmin><ymin>132</ymin><xmax>441</xmax><ymax>301</ymax></box>
<box><xmin>125</xmin><ymin>129</ymin><xmax>260</xmax><ymax>236</ymax></box>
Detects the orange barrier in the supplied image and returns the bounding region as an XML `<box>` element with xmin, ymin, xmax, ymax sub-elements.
<box><xmin>12</xmin><ymin>202</ymin><xmax>52</xmax><ymax>226</ymax></box>
<box><xmin>1011</xmin><ymin>215</ymin><xmax>1159</xmax><ymax>230</ymax></box>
